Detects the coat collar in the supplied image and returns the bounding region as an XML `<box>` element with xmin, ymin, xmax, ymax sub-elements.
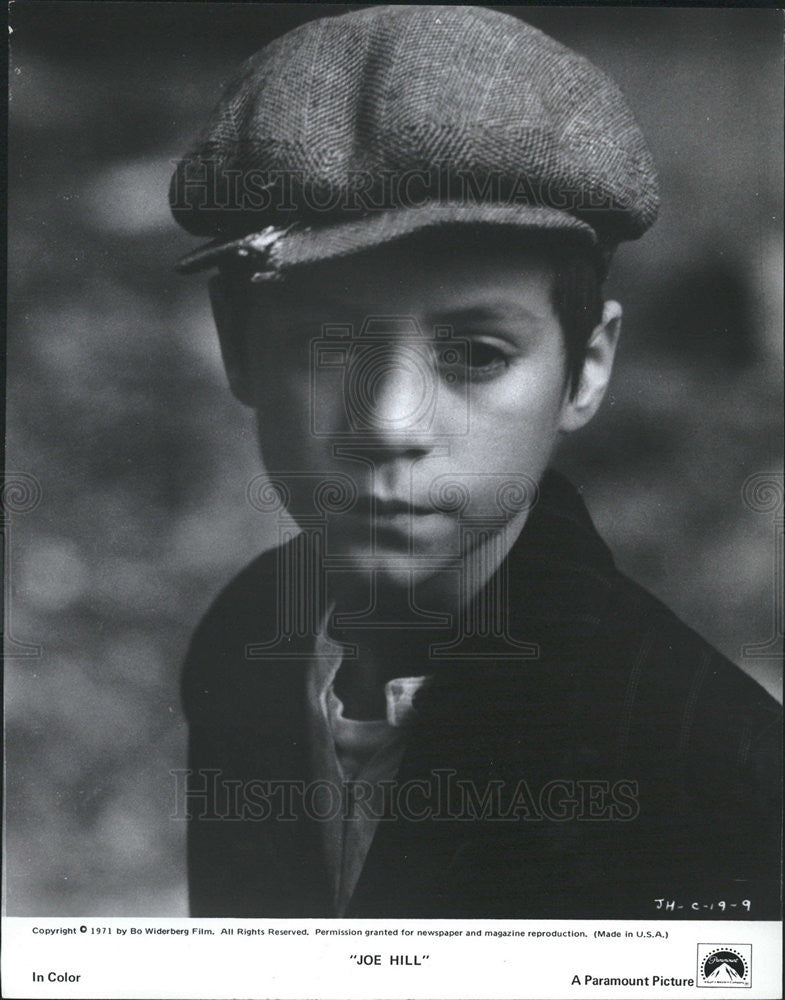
<box><xmin>418</xmin><ymin>468</ymin><xmax>617</xmax><ymax>672</ymax></box>
<box><xmin>186</xmin><ymin>469</ymin><xmax>617</xmax><ymax>728</ymax></box>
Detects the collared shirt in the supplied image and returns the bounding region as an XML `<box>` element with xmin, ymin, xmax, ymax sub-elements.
<box><xmin>305</xmin><ymin>622</ymin><xmax>427</xmax><ymax>916</ymax></box>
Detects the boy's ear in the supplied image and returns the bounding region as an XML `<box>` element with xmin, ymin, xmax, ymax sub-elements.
<box><xmin>208</xmin><ymin>275</ymin><xmax>255</xmax><ymax>406</ymax></box>
<box><xmin>559</xmin><ymin>300</ymin><xmax>622</xmax><ymax>433</ymax></box>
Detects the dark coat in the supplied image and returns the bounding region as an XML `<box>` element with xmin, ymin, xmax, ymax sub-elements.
<box><xmin>181</xmin><ymin>472</ymin><xmax>781</xmax><ymax>919</ymax></box>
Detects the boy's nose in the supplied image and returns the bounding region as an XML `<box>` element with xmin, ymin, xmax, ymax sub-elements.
<box><xmin>346</xmin><ymin>344</ymin><xmax>438</xmax><ymax>444</ymax></box>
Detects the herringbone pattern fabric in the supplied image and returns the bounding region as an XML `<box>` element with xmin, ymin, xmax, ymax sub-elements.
<box><xmin>170</xmin><ymin>6</ymin><xmax>659</xmax><ymax>273</ymax></box>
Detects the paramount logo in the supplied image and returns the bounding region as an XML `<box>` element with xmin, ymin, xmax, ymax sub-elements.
<box><xmin>705</xmin><ymin>962</ymin><xmax>745</xmax><ymax>983</ymax></box>
<box><xmin>697</xmin><ymin>945</ymin><xmax>751</xmax><ymax>988</ymax></box>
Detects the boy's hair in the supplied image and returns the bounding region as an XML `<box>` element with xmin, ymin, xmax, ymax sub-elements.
<box><xmin>218</xmin><ymin>227</ymin><xmax>604</xmax><ymax>401</ymax></box>
<box><xmin>549</xmin><ymin>248</ymin><xmax>606</xmax><ymax>399</ymax></box>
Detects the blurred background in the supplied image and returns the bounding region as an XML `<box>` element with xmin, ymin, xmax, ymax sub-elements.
<box><xmin>6</xmin><ymin>3</ymin><xmax>783</xmax><ymax>916</ymax></box>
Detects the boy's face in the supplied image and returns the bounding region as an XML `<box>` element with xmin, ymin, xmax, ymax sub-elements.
<box><xmin>213</xmin><ymin>231</ymin><xmax>619</xmax><ymax>590</ymax></box>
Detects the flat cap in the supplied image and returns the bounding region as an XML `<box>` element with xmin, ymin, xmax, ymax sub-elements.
<box><xmin>170</xmin><ymin>5</ymin><xmax>659</xmax><ymax>276</ymax></box>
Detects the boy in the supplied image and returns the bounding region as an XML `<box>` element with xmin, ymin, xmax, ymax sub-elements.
<box><xmin>170</xmin><ymin>6</ymin><xmax>780</xmax><ymax>918</ymax></box>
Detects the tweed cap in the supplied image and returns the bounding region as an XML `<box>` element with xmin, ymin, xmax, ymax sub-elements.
<box><xmin>170</xmin><ymin>5</ymin><xmax>658</xmax><ymax>277</ymax></box>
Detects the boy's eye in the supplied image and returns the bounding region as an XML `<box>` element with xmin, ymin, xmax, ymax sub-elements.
<box><xmin>462</xmin><ymin>339</ymin><xmax>512</xmax><ymax>379</ymax></box>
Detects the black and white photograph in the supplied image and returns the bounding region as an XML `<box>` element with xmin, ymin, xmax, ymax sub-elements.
<box><xmin>4</xmin><ymin>3</ymin><xmax>783</xmax><ymax>998</ymax></box>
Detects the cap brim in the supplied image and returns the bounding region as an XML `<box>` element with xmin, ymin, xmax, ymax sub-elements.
<box><xmin>175</xmin><ymin>202</ymin><xmax>598</xmax><ymax>275</ymax></box>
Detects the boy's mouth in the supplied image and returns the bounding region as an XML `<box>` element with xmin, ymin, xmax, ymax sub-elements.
<box><xmin>337</xmin><ymin>496</ymin><xmax>443</xmax><ymax>543</ymax></box>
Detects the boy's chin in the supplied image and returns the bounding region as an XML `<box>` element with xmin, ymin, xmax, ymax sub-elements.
<box><xmin>334</xmin><ymin>546</ymin><xmax>453</xmax><ymax>587</ymax></box>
